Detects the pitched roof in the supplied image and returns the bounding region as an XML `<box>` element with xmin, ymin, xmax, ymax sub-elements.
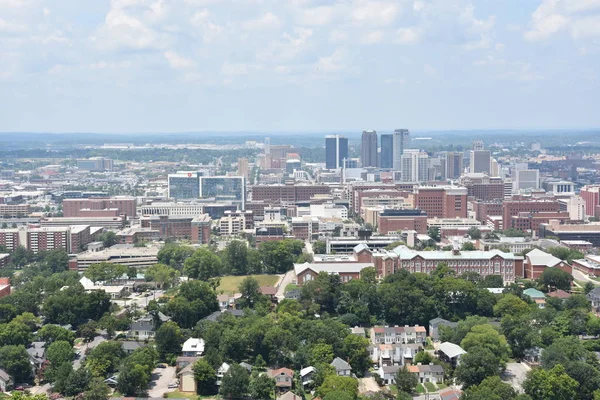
<box><xmin>300</xmin><ymin>366</ymin><xmax>316</xmax><ymax>376</ymax></box>
<box><xmin>260</xmin><ymin>286</ymin><xmax>277</xmax><ymax>296</ymax></box>
<box><xmin>0</xmin><ymin>368</ymin><xmax>10</xmax><ymax>382</ymax></box>
<box><xmin>294</xmin><ymin>262</ymin><xmax>373</xmax><ymax>275</ymax></box>
<box><xmin>440</xmin><ymin>388</ymin><xmax>462</xmax><ymax>400</ymax></box>
<box><xmin>331</xmin><ymin>357</ymin><xmax>351</xmax><ymax>371</ymax></box>
<box><xmin>526</xmin><ymin>248</ymin><xmax>563</xmax><ymax>267</ymax></box>
<box><xmin>182</xmin><ymin>338</ymin><xmax>205</xmax><ymax>354</ymax></box>
<box><xmin>438</xmin><ymin>342</ymin><xmax>467</xmax><ymax>359</ymax></box>
<box><xmin>523</xmin><ymin>288</ymin><xmax>546</xmax><ymax>299</ymax></box>
<box><xmin>547</xmin><ymin>289</ymin><xmax>571</xmax><ymax>299</ymax></box>
<box><xmin>269</xmin><ymin>368</ymin><xmax>294</xmax><ymax>378</ymax></box>
<box><xmin>394</xmin><ymin>248</ymin><xmax>518</xmax><ymax>261</ymax></box>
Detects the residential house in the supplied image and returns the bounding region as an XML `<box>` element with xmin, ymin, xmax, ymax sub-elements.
<box><xmin>27</xmin><ymin>342</ymin><xmax>47</xmax><ymax>377</ymax></box>
<box><xmin>300</xmin><ymin>366</ymin><xmax>316</xmax><ymax>387</ymax></box>
<box><xmin>0</xmin><ymin>368</ymin><xmax>11</xmax><ymax>392</ymax></box>
<box><xmin>121</xmin><ymin>341</ymin><xmax>146</xmax><ymax>355</ymax></box>
<box><xmin>104</xmin><ymin>375</ymin><xmax>119</xmax><ymax>387</ymax></box>
<box><xmin>202</xmin><ymin>309</ymin><xmax>245</xmax><ymax>322</ymax></box>
<box><xmin>437</xmin><ymin>342</ymin><xmax>467</xmax><ymax>368</ymax></box>
<box><xmin>524</xmin><ymin>347</ymin><xmax>542</xmax><ymax>365</ymax></box>
<box><xmin>547</xmin><ymin>289</ymin><xmax>571</xmax><ymax>300</ymax></box>
<box><xmin>379</xmin><ymin>365</ymin><xmax>400</xmax><ymax>385</ymax></box>
<box><xmin>375</xmin><ymin>343</ymin><xmax>422</xmax><ymax>367</ymax></box>
<box><xmin>240</xmin><ymin>362</ymin><xmax>253</xmax><ymax>373</ymax></box>
<box><xmin>260</xmin><ymin>286</ymin><xmax>278</xmax><ymax>302</ymax></box>
<box><xmin>589</xmin><ymin>287</ymin><xmax>600</xmax><ymax>312</ymax></box>
<box><xmin>182</xmin><ymin>338</ymin><xmax>205</xmax><ymax>357</ymax></box>
<box><xmin>216</xmin><ymin>362</ymin><xmax>230</xmax><ymax>386</ymax></box>
<box><xmin>523</xmin><ymin>288</ymin><xmax>546</xmax><ymax>309</ymax></box>
<box><xmin>176</xmin><ymin>356</ymin><xmax>199</xmax><ymax>371</ymax></box>
<box><xmin>269</xmin><ymin>368</ymin><xmax>294</xmax><ymax>393</ymax></box>
<box><xmin>128</xmin><ymin>315</ymin><xmax>156</xmax><ymax>340</ymax></box>
<box><xmin>331</xmin><ymin>357</ymin><xmax>352</xmax><ymax>376</ymax></box>
<box><xmin>408</xmin><ymin>364</ymin><xmax>444</xmax><ymax>384</ymax></box>
<box><xmin>439</xmin><ymin>388</ymin><xmax>462</xmax><ymax>400</ymax></box>
<box><xmin>371</xmin><ymin>325</ymin><xmax>427</xmax><ymax>345</ymax></box>
<box><xmin>178</xmin><ymin>364</ymin><xmax>196</xmax><ymax>393</ymax></box>
<box><xmin>217</xmin><ymin>294</ymin><xmax>230</xmax><ymax>310</ymax></box>
<box><xmin>350</xmin><ymin>327</ymin><xmax>366</xmax><ymax>337</ymax></box>
<box><xmin>277</xmin><ymin>392</ymin><xmax>303</xmax><ymax>400</ymax></box>
<box><xmin>284</xmin><ymin>289</ymin><xmax>301</xmax><ymax>301</ymax></box>
<box><xmin>429</xmin><ymin>318</ymin><xmax>458</xmax><ymax>341</ymax></box>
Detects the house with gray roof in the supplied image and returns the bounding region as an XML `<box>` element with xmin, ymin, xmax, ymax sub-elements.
<box><xmin>331</xmin><ymin>357</ymin><xmax>352</xmax><ymax>376</ymax></box>
<box><xmin>429</xmin><ymin>318</ymin><xmax>458</xmax><ymax>341</ymax></box>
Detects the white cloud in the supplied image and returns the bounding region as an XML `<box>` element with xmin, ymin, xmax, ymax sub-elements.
<box><xmin>525</xmin><ymin>0</ymin><xmax>570</xmax><ymax>41</ymax></box>
<box><xmin>571</xmin><ymin>15</ymin><xmax>600</xmax><ymax>38</ymax></box>
<box><xmin>564</xmin><ymin>0</ymin><xmax>600</xmax><ymax>13</ymax></box>
<box><xmin>221</xmin><ymin>62</ymin><xmax>263</xmax><ymax>76</ymax></box>
<box><xmin>361</xmin><ymin>30</ymin><xmax>384</xmax><ymax>44</ymax></box>
<box><xmin>242</xmin><ymin>12</ymin><xmax>282</xmax><ymax>31</ymax></box>
<box><xmin>396</xmin><ymin>27</ymin><xmax>419</xmax><ymax>44</ymax></box>
<box><xmin>316</xmin><ymin>49</ymin><xmax>346</xmax><ymax>72</ymax></box>
<box><xmin>351</xmin><ymin>1</ymin><xmax>399</xmax><ymax>26</ymax></box>
<box><xmin>164</xmin><ymin>51</ymin><xmax>195</xmax><ymax>69</ymax></box>
<box><xmin>300</xmin><ymin>6</ymin><xmax>335</xmax><ymax>26</ymax></box>
<box><xmin>0</xmin><ymin>17</ymin><xmax>27</xmax><ymax>33</ymax></box>
<box><xmin>329</xmin><ymin>29</ymin><xmax>348</xmax><ymax>43</ymax></box>
<box><xmin>413</xmin><ymin>1</ymin><xmax>424</xmax><ymax>12</ymax></box>
<box><xmin>274</xmin><ymin>65</ymin><xmax>291</xmax><ymax>74</ymax></box>
<box><xmin>523</xmin><ymin>0</ymin><xmax>600</xmax><ymax>41</ymax></box>
<box><xmin>93</xmin><ymin>6</ymin><xmax>167</xmax><ymax>50</ymax></box>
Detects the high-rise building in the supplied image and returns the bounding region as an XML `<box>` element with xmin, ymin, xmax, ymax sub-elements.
<box><xmin>168</xmin><ymin>172</ymin><xmax>202</xmax><ymax>199</ymax></box>
<box><xmin>412</xmin><ymin>186</ymin><xmax>468</xmax><ymax>219</ymax></box>
<box><xmin>77</xmin><ymin>157</ymin><xmax>114</xmax><ymax>172</ymax></box>
<box><xmin>513</xmin><ymin>169</ymin><xmax>540</xmax><ymax>191</ymax></box>
<box><xmin>325</xmin><ymin>135</ymin><xmax>348</xmax><ymax>170</ymax></box>
<box><xmin>392</xmin><ymin>129</ymin><xmax>410</xmax><ymax>171</ymax></box>
<box><xmin>199</xmin><ymin>176</ymin><xmax>246</xmax><ymax>208</ymax></box>
<box><xmin>361</xmin><ymin>130</ymin><xmax>378</xmax><ymax>168</ymax></box>
<box><xmin>470</xmin><ymin>142</ymin><xmax>491</xmax><ymax>174</ymax></box>
<box><xmin>580</xmin><ymin>185</ymin><xmax>600</xmax><ymax>217</ymax></box>
<box><xmin>400</xmin><ymin>150</ymin><xmax>429</xmax><ymax>182</ymax></box>
<box><xmin>445</xmin><ymin>152</ymin><xmax>463</xmax><ymax>179</ymax></box>
<box><xmin>237</xmin><ymin>158</ymin><xmax>249</xmax><ymax>179</ymax></box>
<box><xmin>380</xmin><ymin>134</ymin><xmax>393</xmax><ymax>169</ymax></box>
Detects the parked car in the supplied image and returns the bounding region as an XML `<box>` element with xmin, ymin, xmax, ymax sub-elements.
<box><xmin>168</xmin><ymin>382</ymin><xmax>178</xmax><ymax>389</ymax></box>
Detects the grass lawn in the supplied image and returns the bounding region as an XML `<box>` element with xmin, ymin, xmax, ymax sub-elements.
<box><xmin>416</xmin><ymin>384</ymin><xmax>425</xmax><ymax>394</ymax></box>
<box><xmin>437</xmin><ymin>383</ymin><xmax>448</xmax><ymax>389</ymax></box>
<box><xmin>217</xmin><ymin>275</ymin><xmax>279</xmax><ymax>294</ymax></box>
<box><xmin>424</xmin><ymin>382</ymin><xmax>437</xmax><ymax>392</ymax></box>
<box><xmin>285</xmin><ymin>283</ymin><xmax>298</xmax><ymax>292</ymax></box>
<box><xmin>166</xmin><ymin>391</ymin><xmax>199</xmax><ymax>399</ymax></box>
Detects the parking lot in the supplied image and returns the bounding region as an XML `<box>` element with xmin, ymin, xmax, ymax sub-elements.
<box><xmin>147</xmin><ymin>365</ymin><xmax>177</xmax><ymax>398</ymax></box>
<box><xmin>502</xmin><ymin>362</ymin><xmax>530</xmax><ymax>392</ymax></box>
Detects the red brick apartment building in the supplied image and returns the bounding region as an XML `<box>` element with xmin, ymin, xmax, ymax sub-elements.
<box><xmin>411</xmin><ymin>187</ymin><xmax>468</xmax><ymax>219</ymax></box>
<box><xmin>0</xmin><ymin>277</ymin><xmax>10</xmax><ymax>299</ymax></box>
<box><xmin>502</xmin><ymin>200</ymin><xmax>562</xmax><ymax>231</ymax></box>
<box><xmin>63</xmin><ymin>197</ymin><xmax>137</xmax><ymax>218</ymax></box>
<box><xmin>251</xmin><ymin>184</ymin><xmax>331</xmax><ymax>204</ymax></box>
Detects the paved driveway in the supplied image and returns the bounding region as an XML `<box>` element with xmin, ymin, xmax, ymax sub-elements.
<box><xmin>358</xmin><ymin>377</ymin><xmax>380</xmax><ymax>394</ymax></box>
<box><xmin>276</xmin><ymin>270</ymin><xmax>296</xmax><ymax>301</ymax></box>
<box><xmin>502</xmin><ymin>362</ymin><xmax>530</xmax><ymax>392</ymax></box>
<box><xmin>147</xmin><ymin>366</ymin><xmax>177</xmax><ymax>398</ymax></box>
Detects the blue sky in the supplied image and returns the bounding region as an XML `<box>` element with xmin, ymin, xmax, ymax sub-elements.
<box><xmin>1</xmin><ymin>0</ymin><xmax>599</xmax><ymax>133</ymax></box>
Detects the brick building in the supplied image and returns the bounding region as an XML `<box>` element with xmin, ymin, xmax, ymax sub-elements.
<box><xmin>508</xmin><ymin>211</ymin><xmax>570</xmax><ymax>233</ymax></box>
<box><xmin>291</xmin><ymin>216</ymin><xmax>319</xmax><ymax>240</ymax></box>
<box><xmin>472</xmin><ymin>200</ymin><xmax>503</xmax><ymax>223</ymax></box>
<box><xmin>294</xmin><ymin>262</ymin><xmax>371</xmax><ymax>285</ymax></box>
<box><xmin>581</xmin><ymin>185</ymin><xmax>600</xmax><ymax>218</ymax></box>
<box><xmin>63</xmin><ymin>197</ymin><xmax>137</xmax><ymax>218</ymax></box>
<box><xmin>458</xmin><ymin>174</ymin><xmax>507</xmax><ymax>201</ymax></box>
<box><xmin>0</xmin><ymin>277</ymin><xmax>10</xmax><ymax>299</ymax></box>
<box><xmin>412</xmin><ymin>187</ymin><xmax>468</xmax><ymax>219</ymax></box>
<box><xmin>376</xmin><ymin>209</ymin><xmax>428</xmax><ymax>234</ymax></box>
<box><xmin>523</xmin><ymin>248</ymin><xmax>572</xmax><ymax>279</ymax></box>
<box><xmin>0</xmin><ymin>229</ymin><xmax>21</xmax><ymax>251</ymax></box>
<box><xmin>0</xmin><ymin>204</ymin><xmax>31</xmax><ymax>217</ymax></box>
<box><xmin>502</xmin><ymin>200</ymin><xmax>562</xmax><ymax>232</ymax></box>
<box><xmin>41</xmin><ymin>216</ymin><xmax>125</xmax><ymax>229</ymax></box>
<box><xmin>191</xmin><ymin>215</ymin><xmax>211</xmax><ymax>244</ymax></box>
<box><xmin>251</xmin><ymin>184</ymin><xmax>331</xmax><ymax>204</ymax></box>
<box><xmin>142</xmin><ymin>215</ymin><xmax>196</xmax><ymax>241</ymax></box>
<box><xmin>27</xmin><ymin>227</ymin><xmax>69</xmax><ymax>253</ymax></box>
<box><xmin>69</xmin><ymin>225</ymin><xmax>91</xmax><ymax>253</ymax></box>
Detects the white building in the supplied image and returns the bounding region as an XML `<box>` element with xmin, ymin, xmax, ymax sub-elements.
<box><xmin>513</xmin><ymin>169</ymin><xmax>540</xmax><ymax>191</ymax></box>
<box><xmin>400</xmin><ymin>150</ymin><xmax>429</xmax><ymax>183</ymax></box>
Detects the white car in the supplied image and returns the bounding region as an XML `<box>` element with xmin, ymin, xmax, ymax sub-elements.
<box><xmin>168</xmin><ymin>382</ymin><xmax>179</xmax><ymax>389</ymax></box>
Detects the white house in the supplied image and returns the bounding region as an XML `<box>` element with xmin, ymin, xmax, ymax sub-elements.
<box><xmin>331</xmin><ymin>357</ymin><xmax>352</xmax><ymax>376</ymax></box>
<box><xmin>216</xmin><ymin>362</ymin><xmax>230</xmax><ymax>386</ymax></box>
<box><xmin>182</xmin><ymin>338</ymin><xmax>205</xmax><ymax>357</ymax></box>
<box><xmin>0</xmin><ymin>368</ymin><xmax>11</xmax><ymax>392</ymax></box>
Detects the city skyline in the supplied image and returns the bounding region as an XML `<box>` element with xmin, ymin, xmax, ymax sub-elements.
<box><xmin>1</xmin><ymin>0</ymin><xmax>600</xmax><ymax>133</ymax></box>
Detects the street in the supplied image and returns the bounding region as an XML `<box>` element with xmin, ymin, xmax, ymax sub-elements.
<box><xmin>501</xmin><ymin>362</ymin><xmax>530</xmax><ymax>392</ymax></box>
<box><xmin>573</xmin><ymin>269</ymin><xmax>599</xmax><ymax>285</ymax></box>
<box><xmin>276</xmin><ymin>269</ymin><xmax>296</xmax><ymax>301</ymax></box>
<box><xmin>74</xmin><ymin>335</ymin><xmax>107</xmax><ymax>370</ymax></box>
<box><xmin>147</xmin><ymin>366</ymin><xmax>177</xmax><ymax>398</ymax></box>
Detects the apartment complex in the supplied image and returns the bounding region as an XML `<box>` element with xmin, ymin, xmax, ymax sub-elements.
<box><xmin>63</xmin><ymin>197</ymin><xmax>137</xmax><ymax>218</ymax></box>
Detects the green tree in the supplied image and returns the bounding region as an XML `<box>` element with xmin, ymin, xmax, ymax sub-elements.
<box><xmin>83</xmin><ymin>378</ymin><xmax>110</xmax><ymax>400</ymax></box>
<box><xmin>63</xmin><ymin>367</ymin><xmax>92</xmax><ymax>397</ymax></box>
<box><xmin>395</xmin><ymin>365</ymin><xmax>418</xmax><ymax>394</ymax></box>
<box><xmin>116</xmin><ymin>364</ymin><xmax>150</xmax><ymax>396</ymax></box>
<box><xmin>86</xmin><ymin>340</ymin><xmax>126</xmax><ymax>377</ymax></box>
<box><xmin>100</xmin><ymin>231</ymin><xmax>118</xmax><ymax>248</ymax></box>
<box><xmin>50</xmin><ymin>362</ymin><xmax>74</xmax><ymax>394</ymax></box>
<box><xmin>220</xmin><ymin>363</ymin><xmax>250</xmax><ymax>399</ymax></box>
<box><xmin>0</xmin><ymin>345</ymin><xmax>32</xmax><ymax>383</ymax></box>
<box><xmin>467</xmin><ymin>227</ymin><xmax>482</xmax><ymax>240</ymax></box>
<box><xmin>40</xmin><ymin>249</ymin><xmax>69</xmax><ymax>273</ymax></box>
<box><xmin>157</xmin><ymin>244</ymin><xmax>195</xmax><ymax>270</ymax></box>
<box><xmin>313</xmin><ymin>240</ymin><xmax>327</xmax><ymax>254</ymax></box>
<box><xmin>310</xmin><ymin>343</ymin><xmax>334</xmax><ymax>365</ymax></box>
<box><xmin>546</xmin><ymin>247</ymin><xmax>584</xmax><ymax>264</ymax></box>
<box><xmin>324</xmin><ymin>392</ymin><xmax>355</xmax><ymax>400</ymax></box>
<box><xmin>317</xmin><ymin>375</ymin><xmax>358</xmax><ymax>399</ymax></box>
<box><xmin>342</xmin><ymin>334</ymin><xmax>370</xmax><ymax>377</ymax></box>
<box><xmin>36</xmin><ymin>324</ymin><xmax>75</xmax><ymax>345</ymax></box>
<box><xmin>155</xmin><ymin>321</ymin><xmax>183</xmax><ymax>360</ymax></box>
<box><xmin>248</xmin><ymin>372</ymin><xmax>275</xmax><ymax>400</ymax></box>
<box><xmin>414</xmin><ymin>351</ymin><xmax>434</xmax><ymax>364</ymax></box>
<box><xmin>237</xmin><ymin>276</ymin><xmax>264</xmax><ymax>309</ymax></box>
<box><xmin>427</xmin><ymin>226</ymin><xmax>441</xmax><ymax>242</ymax></box>
<box><xmin>493</xmin><ymin>294</ymin><xmax>531</xmax><ymax>318</ymax></box>
<box><xmin>455</xmin><ymin>348</ymin><xmax>501</xmax><ymax>388</ymax></box>
<box><xmin>193</xmin><ymin>359</ymin><xmax>216</xmax><ymax>395</ymax></box>
<box><xmin>183</xmin><ymin>248</ymin><xmax>222</xmax><ymax>280</ymax></box>
<box><xmin>462</xmin><ymin>242</ymin><xmax>476</xmax><ymax>251</ymax></box>
<box><xmin>523</xmin><ymin>364</ymin><xmax>578</xmax><ymax>400</ymax></box>
<box><xmin>461</xmin><ymin>324</ymin><xmax>509</xmax><ymax>362</ymax></box>
<box><xmin>585</xmin><ymin>281</ymin><xmax>596</xmax><ymax>295</ymax></box>
<box><xmin>45</xmin><ymin>340</ymin><xmax>75</xmax><ymax>382</ymax></box>
<box><xmin>539</xmin><ymin>267</ymin><xmax>573</xmax><ymax>291</ymax></box>
<box><xmin>462</xmin><ymin>376</ymin><xmax>519</xmax><ymax>400</ymax></box>
<box><xmin>144</xmin><ymin>263</ymin><xmax>179</xmax><ymax>289</ymax></box>
<box><xmin>0</xmin><ymin>320</ymin><xmax>33</xmax><ymax>346</ymax></box>
<box><xmin>222</xmin><ymin>240</ymin><xmax>249</xmax><ymax>275</ymax></box>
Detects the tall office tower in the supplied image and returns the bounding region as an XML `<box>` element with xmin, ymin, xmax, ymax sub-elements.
<box><xmin>380</xmin><ymin>134</ymin><xmax>393</xmax><ymax>169</ymax></box>
<box><xmin>200</xmin><ymin>176</ymin><xmax>246</xmax><ymax>209</ymax></box>
<box><xmin>361</xmin><ymin>130</ymin><xmax>378</xmax><ymax>167</ymax></box>
<box><xmin>168</xmin><ymin>172</ymin><xmax>202</xmax><ymax>199</ymax></box>
<box><xmin>490</xmin><ymin>158</ymin><xmax>500</xmax><ymax>177</ymax></box>
<box><xmin>580</xmin><ymin>185</ymin><xmax>600</xmax><ymax>217</ymax></box>
<box><xmin>392</xmin><ymin>129</ymin><xmax>410</xmax><ymax>171</ymax></box>
<box><xmin>470</xmin><ymin>140</ymin><xmax>491</xmax><ymax>174</ymax></box>
<box><xmin>472</xmin><ymin>140</ymin><xmax>484</xmax><ymax>151</ymax></box>
<box><xmin>237</xmin><ymin>158</ymin><xmax>249</xmax><ymax>179</ymax></box>
<box><xmin>400</xmin><ymin>149</ymin><xmax>429</xmax><ymax>182</ymax></box>
<box><xmin>445</xmin><ymin>152</ymin><xmax>464</xmax><ymax>179</ymax></box>
<box><xmin>513</xmin><ymin>169</ymin><xmax>540</xmax><ymax>191</ymax></box>
<box><xmin>325</xmin><ymin>135</ymin><xmax>349</xmax><ymax>170</ymax></box>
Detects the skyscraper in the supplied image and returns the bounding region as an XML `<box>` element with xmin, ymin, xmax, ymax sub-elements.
<box><xmin>325</xmin><ymin>135</ymin><xmax>348</xmax><ymax>170</ymax></box>
<box><xmin>400</xmin><ymin>149</ymin><xmax>429</xmax><ymax>182</ymax></box>
<box><xmin>470</xmin><ymin>140</ymin><xmax>491</xmax><ymax>174</ymax></box>
<box><xmin>445</xmin><ymin>152</ymin><xmax>464</xmax><ymax>179</ymax></box>
<box><xmin>380</xmin><ymin>134</ymin><xmax>393</xmax><ymax>169</ymax></box>
<box><xmin>393</xmin><ymin>129</ymin><xmax>410</xmax><ymax>171</ymax></box>
<box><xmin>361</xmin><ymin>130</ymin><xmax>378</xmax><ymax>167</ymax></box>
